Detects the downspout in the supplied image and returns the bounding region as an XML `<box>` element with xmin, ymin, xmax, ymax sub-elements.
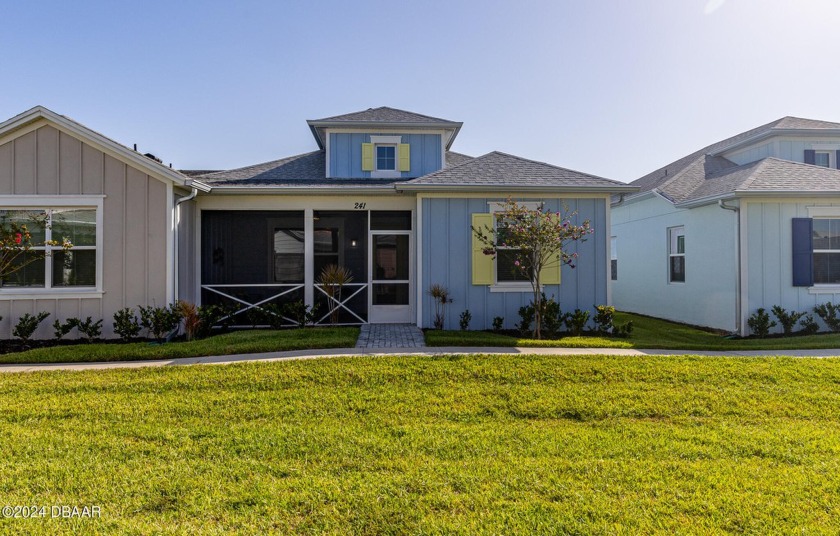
<box><xmin>610</xmin><ymin>193</ymin><xmax>626</xmax><ymax>208</ymax></box>
<box><xmin>718</xmin><ymin>199</ymin><xmax>741</xmax><ymax>335</ymax></box>
<box><xmin>174</xmin><ymin>187</ymin><xmax>199</xmax><ymax>303</ymax></box>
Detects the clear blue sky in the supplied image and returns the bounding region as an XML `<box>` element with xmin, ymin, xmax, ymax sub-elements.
<box><xmin>2</xmin><ymin>0</ymin><xmax>838</xmax><ymax>182</ymax></box>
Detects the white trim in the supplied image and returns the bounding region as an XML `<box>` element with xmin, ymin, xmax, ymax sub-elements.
<box><xmin>325</xmin><ymin>131</ymin><xmax>331</xmax><ymax>179</ymax></box>
<box><xmin>370</xmin><ymin>135</ymin><xmax>403</xmax><ymax>179</ymax></box>
<box><xmin>807</xmin><ymin>206</ymin><xmax>840</xmax><ymax>217</ymax></box>
<box><xmin>166</xmin><ymin>182</ymin><xmax>174</xmax><ymax>304</ymax></box>
<box><xmin>415</xmin><ymin>196</ymin><xmax>423</xmax><ymax>328</ymax></box>
<box><xmin>369</xmin><ymin>135</ymin><xmax>402</xmax><ymax>145</ymax></box>
<box><xmin>667</xmin><ymin>225</ymin><xmax>685</xmax><ymax>284</ymax></box>
<box><xmin>304</xmin><ymin>208</ymin><xmax>314</xmax><ymax>308</ymax></box>
<box><xmin>194</xmin><ymin>207</ymin><xmax>202</xmax><ymax>305</ymax></box>
<box><xmin>808</xmin><ymin>285</ymin><xmax>840</xmax><ymax>294</ymax></box>
<box><xmin>0</xmin><ymin>195</ymin><xmax>105</xmax><ymax>206</ymax></box>
<box><xmin>739</xmin><ymin>201</ymin><xmax>749</xmax><ymax>335</ymax></box>
<box><xmin>0</xmin><ymin>290</ymin><xmax>104</xmax><ymax>300</ymax></box>
<box><xmin>489</xmin><ymin>283</ymin><xmax>532</xmax><ymax>293</ymax></box>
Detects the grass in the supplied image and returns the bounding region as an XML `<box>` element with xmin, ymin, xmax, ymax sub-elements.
<box><xmin>1</xmin><ymin>353</ymin><xmax>839</xmax><ymax>534</ymax></box>
<box><xmin>425</xmin><ymin>311</ymin><xmax>840</xmax><ymax>350</ymax></box>
<box><xmin>0</xmin><ymin>327</ymin><xmax>359</xmax><ymax>365</ymax></box>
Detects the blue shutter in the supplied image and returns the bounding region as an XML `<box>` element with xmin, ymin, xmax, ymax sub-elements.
<box><xmin>792</xmin><ymin>218</ymin><xmax>813</xmax><ymax>287</ymax></box>
<box><xmin>835</xmin><ymin>150</ymin><xmax>840</xmax><ymax>169</ymax></box>
<box><xmin>804</xmin><ymin>150</ymin><xmax>816</xmax><ymax>165</ymax></box>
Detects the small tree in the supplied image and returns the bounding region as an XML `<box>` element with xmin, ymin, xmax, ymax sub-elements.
<box><xmin>472</xmin><ymin>199</ymin><xmax>592</xmax><ymax>338</ymax></box>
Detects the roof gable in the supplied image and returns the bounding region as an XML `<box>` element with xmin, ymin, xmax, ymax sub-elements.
<box><xmin>306</xmin><ymin>106</ymin><xmax>463</xmax><ymax>150</ymax></box>
<box><xmin>0</xmin><ymin>106</ymin><xmax>208</xmax><ymax>191</ymax></box>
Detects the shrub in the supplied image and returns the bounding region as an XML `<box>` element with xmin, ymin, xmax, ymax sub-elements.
<box><xmin>800</xmin><ymin>313</ymin><xmax>820</xmax><ymax>335</ymax></box>
<box><xmin>593</xmin><ymin>305</ymin><xmax>616</xmax><ymax>335</ymax></box>
<box><xmin>612</xmin><ymin>320</ymin><xmax>634</xmax><ymax>338</ymax></box>
<box><xmin>541</xmin><ymin>296</ymin><xmax>563</xmax><ymax>338</ymax></box>
<box><xmin>564</xmin><ymin>309</ymin><xmax>590</xmax><ymax>336</ymax></box>
<box><xmin>814</xmin><ymin>302</ymin><xmax>840</xmax><ymax>332</ymax></box>
<box><xmin>53</xmin><ymin>318</ymin><xmax>78</xmax><ymax>340</ymax></box>
<box><xmin>13</xmin><ymin>312</ymin><xmax>50</xmax><ymax>342</ymax></box>
<box><xmin>196</xmin><ymin>304</ymin><xmax>225</xmax><ymax>338</ymax></box>
<box><xmin>459</xmin><ymin>310</ymin><xmax>471</xmax><ymax>331</ymax></box>
<box><xmin>76</xmin><ymin>317</ymin><xmax>103</xmax><ymax>341</ymax></box>
<box><xmin>492</xmin><ymin>316</ymin><xmax>504</xmax><ymax>332</ymax></box>
<box><xmin>281</xmin><ymin>300</ymin><xmax>319</xmax><ymax>328</ymax></box>
<box><xmin>139</xmin><ymin>304</ymin><xmax>182</xmax><ymax>342</ymax></box>
<box><xmin>747</xmin><ymin>308</ymin><xmax>776</xmax><ymax>338</ymax></box>
<box><xmin>770</xmin><ymin>305</ymin><xmax>806</xmax><ymax>336</ymax></box>
<box><xmin>517</xmin><ymin>305</ymin><xmax>534</xmax><ymax>335</ymax></box>
<box><xmin>113</xmin><ymin>308</ymin><xmax>142</xmax><ymax>341</ymax></box>
<box><xmin>429</xmin><ymin>284</ymin><xmax>452</xmax><ymax>330</ymax></box>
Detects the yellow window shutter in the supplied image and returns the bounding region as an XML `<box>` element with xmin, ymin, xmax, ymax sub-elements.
<box><xmin>362</xmin><ymin>143</ymin><xmax>374</xmax><ymax>171</ymax></box>
<box><xmin>539</xmin><ymin>253</ymin><xmax>561</xmax><ymax>285</ymax></box>
<box><xmin>398</xmin><ymin>143</ymin><xmax>411</xmax><ymax>172</ymax></box>
<box><xmin>471</xmin><ymin>213</ymin><xmax>494</xmax><ymax>285</ymax></box>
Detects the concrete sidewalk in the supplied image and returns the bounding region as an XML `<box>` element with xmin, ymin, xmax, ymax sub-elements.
<box><xmin>1</xmin><ymin>346</ymin><xmax>840</xmax><ymax>374</ymax></box>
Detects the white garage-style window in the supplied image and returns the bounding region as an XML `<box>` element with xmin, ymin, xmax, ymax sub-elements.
<box><xmin>0</xmin><ymin>197</ymin><xmax>103</xmax><ymax>294</ymax></box>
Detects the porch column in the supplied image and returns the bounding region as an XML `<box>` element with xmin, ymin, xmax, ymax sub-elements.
<box><xmin>304</xmin><ymin>208</ymin><xmax>314</xmax><ymax>307</ymax></box>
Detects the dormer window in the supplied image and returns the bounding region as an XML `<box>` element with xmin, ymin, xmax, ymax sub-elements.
<box><xmin>364</xmin><ymin>136</ymin><xmax>408</xmax><ymax>178</ymax></box>
<box><xmin>815</xmin><ymin>151</ymin><xmax>831</xmax><ymax>167</ymax></box>
<box><xmin>376</xmin><ymin>145</ymin><xmax>396</xmax><ymax>171</ymax></box>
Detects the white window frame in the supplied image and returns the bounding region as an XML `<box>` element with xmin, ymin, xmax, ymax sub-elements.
<box><xmin>488</xmin><ymin>201</ymin><xmax>541</xmax><ymax>292</ymax></box>
<box><xmin>0</xmin><ymin>196</ymin><xmax>104</xmax><ymax>299</ymax></box>
<box><xmin>369</xmin><ymin>135</ymin><xmax>402</xmax><ymax>179</ymax></box>
<box><xmin>610</xmin><ymin>236</ymin><xmax>617</xmax><ymax>281</ymax></box>
<box><xmin>806</xmin><ymin>206</ymin><xmax>840</xmax><ymax>293</ymax></box>
<box><xmin>668</xmin><ymin>225</ymin><xmax>685</xmax><ymax>284</ymax></box>
<box><xmin>812</xmin><ymin>217</ymin><xmax>840</xmax><ymax>287</ymax></box>
<box><xmin>815</xmin><ymin>151</ymin><xmax>832</xmax><ymax>168</ymax></box>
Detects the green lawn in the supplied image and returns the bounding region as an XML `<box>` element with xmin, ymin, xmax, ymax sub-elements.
<box><xmin>0</xmin><ymin>327</ymin><xmax>359</xmax><ymax>364</ymax></box>
<box><xmin>1</xmin><ymin>354</ymin><xmax>839</xmax><ymax>534</ymax></box>
<box><xmin>426</xmin><ymin>311</ymin><xmax>840</xmax><ymax>350</ymax></box>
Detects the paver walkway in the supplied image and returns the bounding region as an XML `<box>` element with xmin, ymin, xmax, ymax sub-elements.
<box><xmin>356</xmin><ymin>323</ymin><xmax>426</xmax><ymax>348</ymax></box>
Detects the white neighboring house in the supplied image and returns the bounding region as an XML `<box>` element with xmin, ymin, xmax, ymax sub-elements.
<box><xmin>612</xmin><ymin>117</ymin><xmax>840</xmax><ymax>335</ymax></box>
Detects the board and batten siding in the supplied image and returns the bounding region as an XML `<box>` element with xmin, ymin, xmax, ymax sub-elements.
<box><xmin>723</xmin><ymin>136</ymin><xmax>840</xmax><ymax>166</ymax></box>
<box><xmin>421</xmin><ymin>197</ymin><xmax>607</xmax><ymax>330</ymax></box>
<box><xmin>611</xmin><ymin>196</ymin><xmax>738</xmax><ymax>331</ymax></box>
<box><xmin>329</xmin><ymin>133</ymin><xmax>442</xmax><ymax>178</ymax></box>
<box><xmin>0</xmin><ymin>124</ymin><xmax>171</xmax><ymax>339</ymax></box>
<box><xmin>744</xmin><ymin>198</ymin><xmax>840</xmax><ymax>333</ymax></box>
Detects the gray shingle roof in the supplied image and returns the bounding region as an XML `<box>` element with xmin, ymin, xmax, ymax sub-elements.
<box><xmin>194</xmin><ymin>150</ymin><xmax>475</xmax><ymax>189</ymax></box>
<box><xmin>445</xmin><ymin>151</ymin><xmax>474</xmax><ymax>167</ymax></box>
<box><xmin>309</xmin><ymin>106</ymin><xmax>457</xmax><ymax>125</ymax></box>
<box><xmin>403</xmin><ymin>151</ymin><xmax>632</xmax><ymax>190</ymax></box>
<box><xmin>632</xmin><ymin>116</ymin><xmax>840</xmax><ymax>197</ymax></box>
<box><xmin>664</xmin><ymin>157</ymin><xmax>840</xmax><ymax>205</ymax></box>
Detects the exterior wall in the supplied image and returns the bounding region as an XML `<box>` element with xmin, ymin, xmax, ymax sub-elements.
<box><xmin>611</xmin><ymin>195</ymin><xmax>738</xmax><ymax>331</ymax></box>
<box><xmin>420</xmin><ymin>196</ymin><xmax>608</xmax><ymax>330</ymax></box>
<box><xmin>723</xmin><ymin>136</ymin><xmax>840</xmax><ymax>166</ymax></box>
<box><xmin>743</xmin><ymin>197</ymin><xmax>840</xmax><ymax>333</ymax></box>
<box><xmin>0</xmin><ymin>124</ymin><xmax>171</xmax><ymax>338</ymax></box>
<box><xmin>329</xmin><ymin>132</ymin><xmax>442</xmax><ymax>178</ymax></box>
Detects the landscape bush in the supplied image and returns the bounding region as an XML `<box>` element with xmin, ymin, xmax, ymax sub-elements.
<box><xmin>13</xmin><ymin>312</ymin><xmax>50</xmax><ymax>342</ymax></box>
<box><xmin>747</xmin><ymin>308</ymin><xmax>776</xmax><ymax>338</ymax></box>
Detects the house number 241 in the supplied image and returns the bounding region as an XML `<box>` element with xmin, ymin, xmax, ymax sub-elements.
<box><xmin>354</xmin><ymin>202</ymin><xmax>367</xmax><ymax>209</ymax></box>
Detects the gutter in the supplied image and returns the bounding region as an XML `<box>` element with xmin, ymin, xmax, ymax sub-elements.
<box><xmin>173</xmin><ymin>188</ymin><xmax>199</xmax><ymax>302</ymax></box>
<box><xmin>718</xmin><ymin>199</ymin><xmax>742</xmax><ymax>335</ymax></box>
<box><xmin>397</xmin><ymin>184</ymin><xmax>639</xmax><ymax>194</ymax></box>
<box><xmin>610</xmin><ymin>193</ymin><xmax>626</xmax><ymax>208</ymax></box>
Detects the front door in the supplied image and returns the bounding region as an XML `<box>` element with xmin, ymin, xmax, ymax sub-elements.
<box><xmin>369</xmin><ymin>231</ymin><xmax>412</xmax><ymax>323</ymax></box>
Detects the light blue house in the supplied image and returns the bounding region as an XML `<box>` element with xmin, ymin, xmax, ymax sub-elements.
<box><xmin>187</xmin><ymin>107</ymin><xmax>635</xmax><ymax>330</ymax></box>
<box><xmin>612</xmin><ymin>117</ymin><xmax>840</xmax><ymax>335</ymax></box>
<box><xmin>0</xmin><ymin>105</ymin><xmax>634</xmax><ymax>336</ymax></box>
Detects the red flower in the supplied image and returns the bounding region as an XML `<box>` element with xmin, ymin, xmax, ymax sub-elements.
<box><xmin>14</xmin><ymin>233</ymin><xmax>22</xmax><ymax>244</ymax></box>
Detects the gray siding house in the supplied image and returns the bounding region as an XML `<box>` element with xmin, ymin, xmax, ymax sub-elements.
<box><xmin>0</xmin><ymin>106</ymin><xmax>634</xmax><ymax>336</ymax></box>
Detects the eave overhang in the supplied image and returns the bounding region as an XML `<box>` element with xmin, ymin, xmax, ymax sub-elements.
<box><xmin>306</xmin><ymin>120</ymin><xmax>463</xmax><ymax>150</ymax></box>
